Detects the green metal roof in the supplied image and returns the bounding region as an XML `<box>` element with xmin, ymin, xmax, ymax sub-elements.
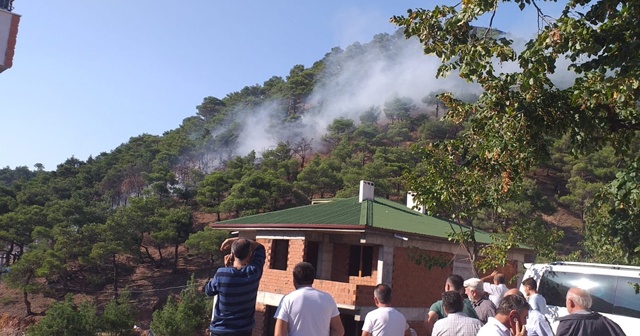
<box><xmin>214</xmin><ymin>197</ymin><xmax>500</xmax><ymax>245</ymax></box>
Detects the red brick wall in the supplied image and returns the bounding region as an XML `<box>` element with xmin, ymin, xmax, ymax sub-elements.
<box><xmin>288</xmin><ymin>239</ymin><xmax>304</xmax><ymax>269</ymax></box>
<box><xmin>4</xmin><ymin>14</ymin><xmax>20</xmax><ymax>68</ymax></box>
<box><xmin>392</xmin><ymin>247</ymin><xmax>453</xmax><ymax>308</ymax></box>
<box><xmin>253</xmin><ymin>303</ymin><xmax>266</xmax><ymax>336</ymax></box>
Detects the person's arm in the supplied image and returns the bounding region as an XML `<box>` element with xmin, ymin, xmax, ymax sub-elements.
<box><xmin>425</xmin><ymin>311</ymin><xmax>438</xmax><ymax>336</ymax></box>
<box><xmin>275</xmin><ymin>318</ymin><xmax>288</xmax><ymax>336</ymax></box>
<box><xmin>219</xmin><ymin>237</ymin><xmax>263</xmax><ymax>253</ymax></box>
<box><xmin>536</xmin><ymin>318</ymin><xmax>554</xmax><ymax>336</ymax></box>
<box><xmin>480</xmin><ymin>270</ymin><xmax>498</xmax><ymax>282</ymax></box>
<box><xmin>361</xmin><ymin>331</ymin><xmax>372</xmax><ymax>336</ymax></box>
<box><xmin>203</xmin><ymin>276</ymin><xmax>218</xmax><ymax>297</ymax></box>
<box><xmin>330</xmin><ymin>315</ymin><xmax>345</xmax><ymax>336</ymax></box>
<box><xmin>404</xmin><ymin>328</ymin><xmax>412</xmax><ymax>336</ymax></box>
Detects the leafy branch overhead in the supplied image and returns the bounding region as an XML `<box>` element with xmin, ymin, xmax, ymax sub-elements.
<box><xmin>393</xmin><ymin>0</ymin><xmax>639</xmax><ymax>265</ymax></box>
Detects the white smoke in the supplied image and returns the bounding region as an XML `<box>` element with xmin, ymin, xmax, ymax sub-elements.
<box><xmin>212</xmin><ymin>31</ymin><xmax>577</xmax><ymax>162</ymax></box>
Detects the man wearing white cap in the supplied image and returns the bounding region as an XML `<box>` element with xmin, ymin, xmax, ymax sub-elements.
<box><xmin>464</xmin><ymin>277</ymin><xmax>497</xmax><ymax>324</ymax></box>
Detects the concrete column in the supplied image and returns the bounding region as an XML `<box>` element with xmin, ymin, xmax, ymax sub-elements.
<box><xmin>377</xmin><ymin>245</ymin><xmax>394</xmax><ymax>285</ymax></box>
<box><xmin>320</xmin><ymin>241</ymin><xmax>333</xmax><ymax>280</ymax></box>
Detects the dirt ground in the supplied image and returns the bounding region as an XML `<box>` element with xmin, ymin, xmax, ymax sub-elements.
<box><xmin>0</xmin><ymin>241</ymin><xmax>216</xmax><ymax>335</ymax></box>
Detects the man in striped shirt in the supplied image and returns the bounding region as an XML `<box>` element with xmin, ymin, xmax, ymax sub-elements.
<box><xmin>204</xmin><ymin>237</ymin><xmax>266</xmax><ymax>336</ymax></box>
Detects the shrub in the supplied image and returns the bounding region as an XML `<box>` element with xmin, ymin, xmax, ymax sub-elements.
<box><xmin>150</xmin><ymin>275</ymin><xmax>210</xmax><ymax>336</ymax></box>
<box><xmin>100</xmin><ymin>290</ymin><xmax>136</xmax><ymax>336</ymax></box>
<box><xmin>27</xmin><ymin>294</ymin><xmax>98</xmax><ymax>336</ymax></box>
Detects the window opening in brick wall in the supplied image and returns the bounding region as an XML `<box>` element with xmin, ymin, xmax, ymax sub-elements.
<box><xmin>304</xmin><ymin>241</ymin><xmax>319</xmax><ymax>274</ymax></box>
<box><xmin>348</xmin><ymin>245</ymin><xmax>373</xmax><ymax>277</ymax></box>
<box><xmin>270</xmin><ymin>239</ymin><xmax>289</xmax><ymax>270</ymax></box>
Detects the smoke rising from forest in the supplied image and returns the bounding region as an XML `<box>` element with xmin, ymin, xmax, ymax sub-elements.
<box><xmin>208</xmin><ymin>31</ymin><xmax>576</xmax><ymax>166</ymax></box>
<box><xmin>228</xmin><ymin>33</ymin><xmax>480</xmax><ymax>160</ymax></box>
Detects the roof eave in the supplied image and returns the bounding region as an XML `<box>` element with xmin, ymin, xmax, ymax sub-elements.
<box><xmin>209</xmin><ymin>223</ymin><xmax>365</xmax><ymax>233</ymax></box>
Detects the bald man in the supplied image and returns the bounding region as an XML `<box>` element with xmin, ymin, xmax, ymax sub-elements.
<box><xmin>480</xmin><ymin>271</ymin><xmax>508</xmax><ymax>307</ymax></box>
<box><xmin>504</xmin><ymin>289</ymin><xmax>553</xmax><ymax>336</ymax></box>
<box><xmin>556</xmin><ymin>287</ymin><xmax>626</xmax><ymax>336</ymax></box>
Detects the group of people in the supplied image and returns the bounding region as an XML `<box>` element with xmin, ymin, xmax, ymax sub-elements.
<box><xmin>202</xmin><ymin>237</ymin><xmax>413</xmax><ymax>336</ymax></box>
<box><xmin>202</xmin><ymin>237</ymin><xmax>626</xmax><ymax>336</ymax></box>
<box><xmin>425</xmin><ymin>272</ymin><xmax>626</xmax><ymax>336</ymax></box>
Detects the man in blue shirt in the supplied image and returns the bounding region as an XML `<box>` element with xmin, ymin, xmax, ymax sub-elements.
<box><xmin>204</xmin><ymin>237</ymin><xmax>266</xmax><ymax>336</ymax></box>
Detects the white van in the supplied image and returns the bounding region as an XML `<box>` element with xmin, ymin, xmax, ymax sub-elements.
<box><xmin>521</xmin><ymin>261</ymin><xmax>640</xmax><ymax>335</ymax></box>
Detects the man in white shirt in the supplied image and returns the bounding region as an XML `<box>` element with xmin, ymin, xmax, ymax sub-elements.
<box><xmin>274</xmin><ymin>262</ymin><xmax>344</xmax><ymax>336</ymax></box>
<box><xmin>432</xmin><ymin>291</ymin><xmax>483</xmax><ymax>336</ymax></box>
<box><xmin>477</xmin><ymin>293</ymin><xmax>529</xmax><ymax>336</ymax></box>
<box><xmin>480</xmin><ymin>271</ymin><xmax>508</xmax><ymax>307</ymax></box>
<box><xmin>361</xmin><ymin>283</ymin><xmax>411</xmax><ymax>336</ymax></box>
<box><xmin>522</xmin><ymin>277</ymin><xmax>550</xmax><ymax>315</ymax></box>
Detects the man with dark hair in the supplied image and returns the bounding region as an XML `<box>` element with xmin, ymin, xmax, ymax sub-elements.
<box><xmin>504</xmin><ymin>289</ymin><xmax>553</xmax><ymax>336</ymax></box>
<box><xmin>274</xmin><ymin>262</ymin><xmax>344</xmax><ymax>336</ymax></box>
<box><xmin>425</xmin><ymin>274</ymin><xmax>479</xmax><ymax>335</ymax></box>
<box><xmin>204</xmin><ymin>237</ymin><xmax>266</xmax><ymax>336</ymax></box>
<box><xmin>481</xmin><ymin>271</ymin><xmax>508</xmax><ymax>307</ymax></box>
<box><xmin>477</xmin><ymin>293</ymin><xmax>529</xmax><ymax>336</ymax></box>
<box><xmin>522</xmin><ymin>277</ymin><xmax>549</xmax><ymax>315</ymax></box>
<box><xmin>432</xmin><ymin>291</ymin><xmax>483</xmax><ymax>336</ymax></box>
<box><xmin>556</xmin><ymin>287</ymin><xmax>625</xmax><ymax>336</ymax></box>
<box><xmin>361</xmin><ymin>284</ymin><xmax>411</xmax><ymax>336</ymax></box>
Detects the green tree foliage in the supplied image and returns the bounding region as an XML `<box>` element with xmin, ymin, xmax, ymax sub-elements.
<box><xmin>101</xmin><ymin>290</ymin><xmax>136</xmax><ymax>336</ymax></box>
<box><xmin>3</xmin><ymin>247</ymin><xmax>46</xmax><ymax>316</ymax></box>
<box><xmin>586</xmin><ymin>160</ymin><xmax>640</xmax><ymax>263</ymax></box>
<box><xmin>196</xmin><ymin>96</ymin><xmax>226</xmax><ymax>121</ymax></box>
<box><xmin>150</xmin><ymin>275</ymin><xmax>210</xmax><ymax>336</ymax></box>
<box><xmin>26</xmin><ymin>292</ymin><xmax>136</xmax><ymax>336</ymax></box>
<box><xmin>152</xmin><ymin>206</ymin><xmax>193</xmax><ymax>273</ymax></box>
<box><xmin>27</xmin><ymin>295</ymin><xmax>98</xmax><ymax>336</ymax></box>
<box><xmin>196</xmin><ymin>171</ymin><xmax>231</xmax><ymax>221</ymax></box>
<box><xmin>359</xmin><ymin>106</ymin><xmax>381</xmax><ymax>125</ymax></box>
<box><xmin>294</xmin><ymin>156</ymin><xmax>342</xmax><ymax>200</ymax></box>
<box><xmin>185</xmin><ymin>228</ymin><xmax>229</xmax><ymax>266</ymax></box>
<box><xmin>392</xmin><ymin>0</ymin><xmax>640</xmax><ymax>266</ymax></box>
<box><xmin>383</xmin><ymin>97</ymin><xmax>414</xmax><ymax>124</ymax></box>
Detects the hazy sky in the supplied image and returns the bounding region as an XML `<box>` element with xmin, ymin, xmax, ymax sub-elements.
<box><xmin>0</xmin><ymin>0</ymin><xmax>565</xmax><ymax>170</ymax></box>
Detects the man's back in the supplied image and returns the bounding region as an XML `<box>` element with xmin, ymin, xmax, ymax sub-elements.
<box><xmin>526</xmin><ymin>309</ymin><xmax>553</xmax><ymax>336</ymax></box>
<box><xmin>432</xmin><ymin>312</ymin><xmax>483</xmax><ymax>336</ymax></box>
<box><xmin>483</xmin><ymin>283</ymin><xmax>507</xmax><ymax>307</ymax></box>
<box><xmin>362</xmin><ymin>307</ymin><xmax>408</xmax><ymax>336</ymax></box>
<box><xmin>204</xmin><ymin>245</ymin><xmax>266</xmax><ymax>334</ymax></box>
<box><xmin>430</xmin><ymin>299</ymin><xmax>479</xmax><ymax>319</ymax></box>
<box><xmin>528</xmin><ymin>293</ymin><xmax>549</xmax><ymax>315</ymax></box>
<box><xmin>275</xmin><ymin>286</ymin><xmax>340</xmax><ymax>336</ymax></box>
<box><xmin>472</xmin><ymin>298</ymin><xmax>496</xmax><ymax>324</ymax></box>
<box><xmin>557</xmin><ymin>311</ymin><xmax>626</xmax><ymax>336</ymax></box>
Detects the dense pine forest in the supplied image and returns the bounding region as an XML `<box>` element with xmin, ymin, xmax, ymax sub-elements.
<box><xmin>1</xmin><ymin>25</ymin><xmax>639</xmax><ymax>335</ymax></box>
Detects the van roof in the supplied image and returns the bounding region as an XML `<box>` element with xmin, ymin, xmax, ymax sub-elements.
<box><xmin>525</xmin><ymin>261</ymin><xmax>640</xmax><ymax>271</ymax></box>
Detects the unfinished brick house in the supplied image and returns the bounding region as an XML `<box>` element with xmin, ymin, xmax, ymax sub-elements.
<box><xmin>211</xmin><ymin>181</ymin><xmax>534</xmax><ymax>336</ymax></box>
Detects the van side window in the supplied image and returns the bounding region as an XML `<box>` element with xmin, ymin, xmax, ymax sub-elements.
<box><xmin>613</xmin><ymin>277</ymin><xmax>640</xmax><ymax>318</ymax></box>
<box><xmin>538</xmin><ymin>271</ymin><xmax>615</xmax><ymax>313</ymax></box>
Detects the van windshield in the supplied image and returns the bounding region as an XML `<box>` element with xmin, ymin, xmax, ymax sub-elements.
<box><xmin>539</xmin><ymin>271</ymin><xmax>640</xmax><ymax>318</ymax></box>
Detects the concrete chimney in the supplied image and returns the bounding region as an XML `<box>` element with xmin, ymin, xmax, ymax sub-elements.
<box><xmin>407</xmin><ymin>191</ymin><xmax>426</xmax><ymax>214</ymax></box>
<box><xmin>359</xmin><ymin>180</ymin><xmax>374</xmax><ymax>202</ymax></box>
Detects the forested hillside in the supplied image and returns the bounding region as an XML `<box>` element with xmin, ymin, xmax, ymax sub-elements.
<box><xmin>1</xmin><ymin>27</ymin><xmax>638</xmax><ymax>334</ymax></box>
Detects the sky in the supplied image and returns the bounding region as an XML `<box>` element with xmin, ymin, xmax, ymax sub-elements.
<box><xmin>0</xmin><ymin>0</ymin><xmax>567</xmax><ymax>171</ymax></box>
